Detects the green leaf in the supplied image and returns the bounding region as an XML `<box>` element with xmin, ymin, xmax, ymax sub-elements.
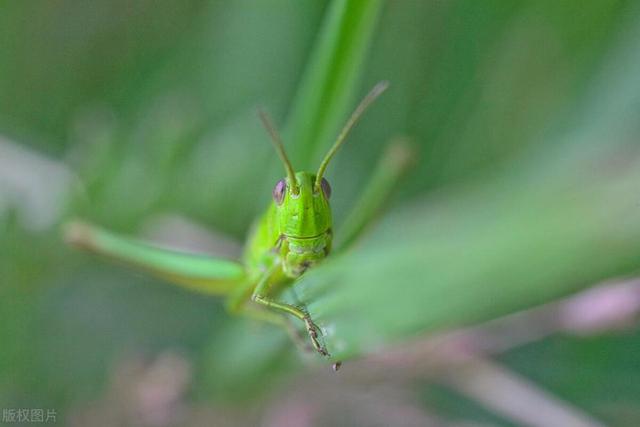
<box><xmin>300</xmin><ymin>157</ymin><xmax>640</xmax><ymax>360</ymax></box>
<box><xmin>285</xmin><ymin>0</ymin><xmax>384</xmax><ymax>169</ymax></box>
<box><xmin>296</xmin><ymin>13</ymin><xmax>640</xmax><ymax>359</ymax></box>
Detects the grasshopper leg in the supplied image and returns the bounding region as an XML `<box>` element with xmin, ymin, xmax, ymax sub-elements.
<box><xmin>64</xmin><ymin>221</ymin><xmax>244</xmax><ymax>295</ymax></box>
<box><xmin>336</xmin><ymin>137</ymin><xmax>415</xmax><ymax>250</ymax></box>
<box><xmin>224</xmin><ymin>280</ymin><xmax>315</xmax><ymax>354</ymax></box>
<box><xmin>251</xmin><ymin>266</ymin><xmax>330</xmax><ymax>357</ymax></box>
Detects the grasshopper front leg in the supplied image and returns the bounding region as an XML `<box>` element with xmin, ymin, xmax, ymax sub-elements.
<box><xmin>223</xmin><ymin>277</ymin><xmax>316</xmax><ymax>354</ymax></box>
<box><xmin>250</xmin><ymin>263</ymin><xmax>330</xmax><ymax>357</ymax></box>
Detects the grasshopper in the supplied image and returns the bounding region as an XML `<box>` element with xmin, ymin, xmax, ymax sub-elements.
<box><xmin>66</xmin><ymin>81</ymin><xmax>410</xmax><ymax>369</ymax></box>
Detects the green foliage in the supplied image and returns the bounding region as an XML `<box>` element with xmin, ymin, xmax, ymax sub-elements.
<box><xmin>285</xmin><ymin>0</ymin><xmax>383</xmax><ymax>168</ymax></box>
<box><xmin>2</xmin><ymin>1</ymin><xmax>640</xmax><ymax>425</ymax></box>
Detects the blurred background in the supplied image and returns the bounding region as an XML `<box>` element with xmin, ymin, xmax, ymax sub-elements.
<box><xmin>2</xmin><ymin>1</ymin><xmax>640</xmax><ymax>426</ymax></box>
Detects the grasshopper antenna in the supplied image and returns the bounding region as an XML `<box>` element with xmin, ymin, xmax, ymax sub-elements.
<box><xmin>259</xmin><ymin>110</ymin><xmax>300</xmax><ymax>194</ymax></box>
<box><xmin>315</xmin><ymin>81</ymin><xmax>389</xmax><ymax>192</ymax></box>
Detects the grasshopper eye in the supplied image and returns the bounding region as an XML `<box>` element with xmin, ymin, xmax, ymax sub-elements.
<box><xmin>320</xmin><ymin>177</ymin><xmax>331</xmax><ymax>199</ymax></box>
<box><xmin>273</xmin><ymin>179</ymin><xmax>286</xmax><ymax>205</ymax></box>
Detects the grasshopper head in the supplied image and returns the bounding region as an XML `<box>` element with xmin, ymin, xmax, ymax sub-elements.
<box><xmin>259</xmin><ymin>81</ymin><xmax>389</xmax><ymax>277</ymax></box>
<box><xmin>272</xmin><ymin>171</ymin><xmax>332</xmax><ymax>277</ymax></box>
<box><xmin>272</xmin><ymin>172</ymin><xmax>332</xmax><ymax>238</ymax></box>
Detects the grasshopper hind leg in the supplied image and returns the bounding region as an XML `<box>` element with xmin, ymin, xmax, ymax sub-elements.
<box><xmin>336</xmin><ymin>137</ymin><xmax>415</xmax><ymax>250</ymax></box>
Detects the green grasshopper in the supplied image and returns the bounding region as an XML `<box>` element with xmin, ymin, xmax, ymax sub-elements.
<box><xmin>66</xmin><ymin>81</ymin><xmax>409</xmax><ymax>369</ymax></box>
